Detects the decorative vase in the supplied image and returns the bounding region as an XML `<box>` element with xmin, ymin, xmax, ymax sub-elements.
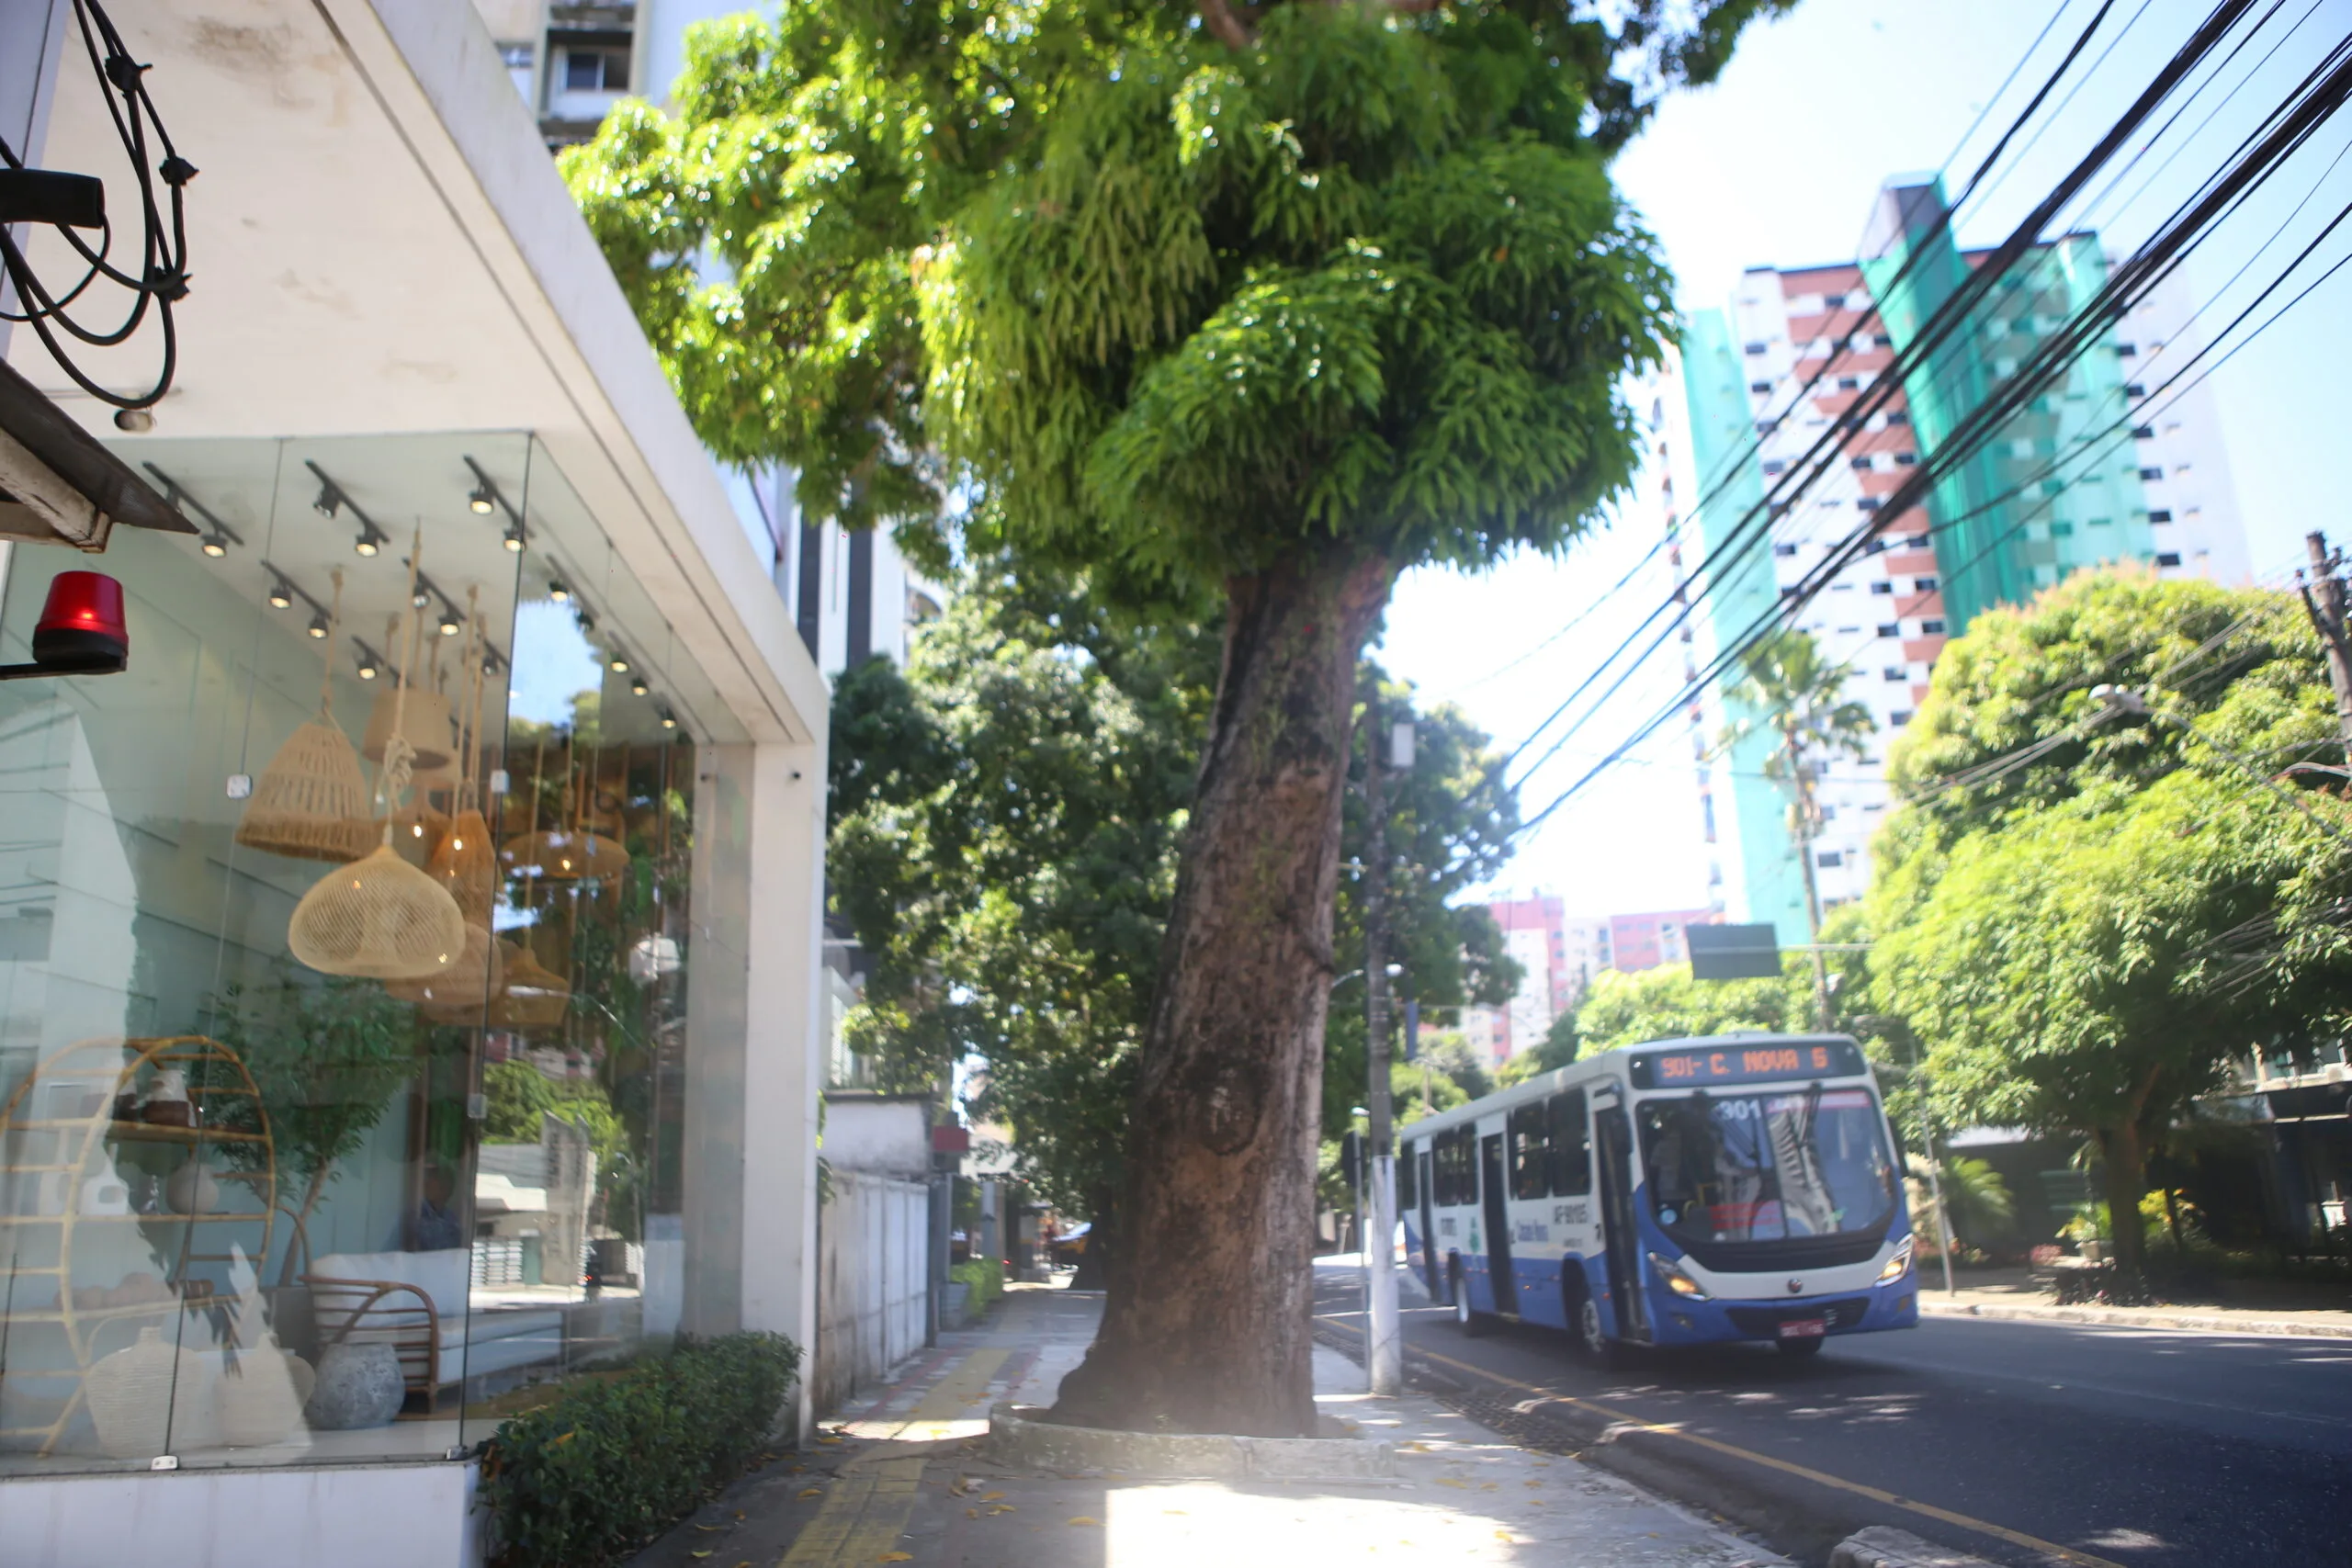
<box><xmin>141</xmin><ymin>1066</ymin><xmax>194</xmax><ymax>1129</ymax></box>
<box><xmin>163</xmin><ymin>1155</ymin><xmax>221</xmax><ymax>1215</ymax></box>
<box><xmin>217</xmin><ymin>1335</ymin><xmax>312</xmax><ymax>1447</ymax></box>
<box><xmin>305</xmin><ymin>1341</ymin><xmax>405</xmax><ymax>1430</ymax></box>
<box><xmin>85</xmin><ymin>1325</ymin><xmax>203</xmax><ymax>1460</ymax></box>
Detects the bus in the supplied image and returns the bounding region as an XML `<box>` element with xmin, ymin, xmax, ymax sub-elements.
<box><xmin>1397</xmin><ymin>1033</ymin><xmax>1918</xmax><ymax>1359</ymax></box>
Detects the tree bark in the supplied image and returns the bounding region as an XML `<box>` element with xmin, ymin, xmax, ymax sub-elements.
<box><xmin>2099</xmin><ymin>1120</ymin><xmax>2150</xmax><ymax>1290</ymax></box>
<box><xmin>1050</xmin><ymin>544</ymin><xmax>1390</xmax><ymax>1436</ymax></box>
<box><xmin>1069</xmin><ymin>1184</ymin><xmax>1119</xmax><ymax>1292</ymax></box>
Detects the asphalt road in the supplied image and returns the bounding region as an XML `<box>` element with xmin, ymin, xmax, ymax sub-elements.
<box><xmin>1313</xmin><ymin>1269</ymin><xmax>2352</xmax><ymax>1568</ymax></box>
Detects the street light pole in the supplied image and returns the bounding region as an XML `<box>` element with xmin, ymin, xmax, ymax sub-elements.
<box><xmin>1361</xmin><ymin>688</ymin><xmax>1403</xmax><ymax>1397</ymax></box>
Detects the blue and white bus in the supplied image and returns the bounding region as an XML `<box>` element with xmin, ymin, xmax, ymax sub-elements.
<box><xmin>1397</xmin><ymin>1033</ymin><xmax>1919</xmax><ymax>1359</ymax></box>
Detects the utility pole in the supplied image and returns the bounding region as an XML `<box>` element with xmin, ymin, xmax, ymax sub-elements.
<box><xmin>1361</xmin><ymin>689</ymin><xmax>1404</xmax><ymax>1398</ymax></box>
<box><xmin>2300</xmin><ymin>531</ymin><xmax>2352</xmax><ymax>769</ymax></box>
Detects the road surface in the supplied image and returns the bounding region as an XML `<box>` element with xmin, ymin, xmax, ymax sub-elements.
<box><xmin>1313</xmin><ymin>1267</ymin><xmax>2352</xmax><ymax>1568</ymax></box>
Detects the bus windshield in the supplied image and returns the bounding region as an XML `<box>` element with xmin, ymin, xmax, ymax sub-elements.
<box><xmin>1637</xmin><ymin>1088</ymin><xmax>1896</xmax><ymax>1246</ymax></box>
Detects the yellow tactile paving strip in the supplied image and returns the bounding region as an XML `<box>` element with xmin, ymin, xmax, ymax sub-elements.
<box><xmin>777</xmin><ymin>1347</ymin><xmax>1010</xmax><ymax>1565</ymax></box>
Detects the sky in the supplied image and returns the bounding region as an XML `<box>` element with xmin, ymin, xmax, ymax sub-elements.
<box><xmin>1377</xmin><ymin>0</ymin><xmax>2352</xmax><ymax>920</ymax></box>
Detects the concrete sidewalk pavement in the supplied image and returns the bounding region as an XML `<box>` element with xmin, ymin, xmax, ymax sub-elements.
<box><xmin>630</xmin><ymin>1280</ymin><xmax>1788</xmax><ymax>1568</ymax></box>
<box><xmin>1912</xmin><ymin>1267</ymin><xmax>2352</xmax><ymax>1340</ymax></box>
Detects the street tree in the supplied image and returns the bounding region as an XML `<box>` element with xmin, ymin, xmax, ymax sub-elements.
<box><xmin>1871</xmin><ymin>570</ymin><xmax>2352</xmax><ymax>1287</ymax></box>
<box><xmin>568</xmin><ymin>0</ymin><xmax>1794</xmax><ymax>1437</ymax></box>
<box><xmin>1574</xmin><ymin>960</ymin><xmax>1805</xmax><ymax>1051</ymax></box>
<box><xmin>1720</xmin><ymin>626</ymin><xmax>1874</xmax><ymax>1028</ymax></box>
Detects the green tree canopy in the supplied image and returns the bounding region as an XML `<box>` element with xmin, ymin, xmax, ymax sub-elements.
<box><xmin>1871</xmin><ymin>570</ymin><xmax>2352</xmax><ymax>1284</ymax></box>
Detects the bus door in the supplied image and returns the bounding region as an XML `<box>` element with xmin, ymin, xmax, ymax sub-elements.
<box><xmin>1478</xmin><ymin>1133</ymin><xmax>1516</xmax><ymax>1314</ymax></box>
<box><xmin>1417</xmin><ymin>1146</ymin><xmax>1437</xmax><ymax>1298</ymax></box>
<box><xmin>1594</xmin><ymin>1102</ymin><xmax>1649</xmax><ymax>1342</ymax></box>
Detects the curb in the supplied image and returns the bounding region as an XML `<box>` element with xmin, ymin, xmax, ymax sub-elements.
<box><xmin>986</xmin><ymin>1402</ymin><xmax>1396</xmax><ymax>1482</ymax></box>
<box><xmin>1830</xmin><ymin>1526</ymin><xmax>2002</xmax><ymax>1568</ymax></box>
<box><xmin>1919</xmin><ymin>1297</ymin><xmax>2352</xmax><ymax>1340</ymax></box>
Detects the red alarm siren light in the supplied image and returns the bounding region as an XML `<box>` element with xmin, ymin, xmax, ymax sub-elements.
<box><xmin>8</xmin><ymin>571</ymin><xmax>130</xmax><ymax>679</ymax></box>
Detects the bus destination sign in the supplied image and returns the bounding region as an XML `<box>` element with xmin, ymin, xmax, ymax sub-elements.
<box><xmin>1628</xmin><ymin>1038</ymin><xmax>1867</xmax><ymax>1089</ymax></box>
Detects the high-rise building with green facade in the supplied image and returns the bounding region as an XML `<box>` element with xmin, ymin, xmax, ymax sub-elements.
<box><xmin>1666</xmin><ymin>179</ymin><xmax>2248</xmax><ymax>944</ymax></box>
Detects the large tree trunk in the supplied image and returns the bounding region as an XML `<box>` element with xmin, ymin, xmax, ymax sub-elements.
<box><xmin>1050</xmin><ymin>545</ymin><xmax>1389</xmax><ymax>1436</ymax></box>
<box><xmin>2099</xmin><ymin>1120</ymin><xmax>2150</xmax><ymax>1291</ymax></box>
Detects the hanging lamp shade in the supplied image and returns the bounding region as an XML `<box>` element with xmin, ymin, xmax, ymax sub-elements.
<box><xmin>237</xmin><ymin>569</ymin><xmax>378</xmax><ymax>863</ymax></box>
<box><xmin>500</xmin><ymin>827</ymin><xmax>628</xmax><ymax>884</ymax></box>
<box><xmin>289</xmin><ymin>532</ymin><xmax>468</xmax><ymax>981</ymax></box>
<box><xmin>490</xmin><ymin>941</ymin><xmax>571</xmax><ymax>1030</ymax></box>
<box><xmin>428</xmin><ymin>606</ymin><xmax>499</xmax><ymax>920</ymax></box>
<box><xmin>362</xmin><ymin>686</ymin><xmax>455</xmax><ymax>773</ymax></box>
<box><xmin>390</xmin><ymin>921</ymin><xmax>503</xmax><ymax>1017</ymax></box>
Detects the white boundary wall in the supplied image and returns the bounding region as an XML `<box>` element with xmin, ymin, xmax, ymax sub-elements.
<box><xmin>814</xmin><ymin>1172</ymin><xmax>930</xmax><ymax>1414</ymax></box>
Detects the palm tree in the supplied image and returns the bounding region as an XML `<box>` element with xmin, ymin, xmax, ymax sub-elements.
<box><xmin>1718</xmin><ymin>628</ymin><xmax>1876</xmax><ymax>1029</ymax></box>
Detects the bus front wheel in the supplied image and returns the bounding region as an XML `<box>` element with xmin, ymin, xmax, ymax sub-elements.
<box><xmin>1573</xmin><ymin>1290</ymin><xmax>1623</xmax><ymax>1370</ymax></box>
<box><xmin>1450</xmin><ymin>1261</ymin><xmax>1490</xmax><ymax>1337</ymax></box>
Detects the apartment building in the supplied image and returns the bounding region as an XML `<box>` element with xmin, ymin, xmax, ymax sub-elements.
<box><xmin>1456</xmin><ymin>896</ymin><xmax>1719</xmax><ymax>1064</ymax></box>
<box><xmin>1670</xmin><ymin>177</ymin><xmax>2251</xmax><ymax>943</ymax></box>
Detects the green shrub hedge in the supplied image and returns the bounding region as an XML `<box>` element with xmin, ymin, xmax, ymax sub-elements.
<box><xmin>481</xmin><ymin>1332</ymin><xmax>800</xmax><ymax>1568</ymax></box>
<box><xmin>951</xmin><ymin>1257</ymin><xmax>1004</xmax><ymax>1314</ymax></box>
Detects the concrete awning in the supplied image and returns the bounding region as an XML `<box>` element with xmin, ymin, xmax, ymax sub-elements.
<box><xmin>7</xmin><ymin>0</ymin><xmax>823</xmax><ymax>743</ymax></box>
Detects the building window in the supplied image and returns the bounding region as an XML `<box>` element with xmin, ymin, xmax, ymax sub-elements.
<box><xmin>1816</xmin><ymin>851</ymin><xmax>1844</xmax><ymax>868</ymax></box>
<box><xmin>1773</xmin><ymin>543</ymin><xmax>1799</xmax><ymax>558</ymax></box>
<box><xmin>1745</xmin><ymin>342</ymin><xmax>1769</xmax><ymax>355</ymax></box>
<box><xmin>1886</xmin><ymin>409</ymin><xmax>1908</xmax><ymax>424</ymax></box>
<box><xmin>1889</xmin><ymin>711</ymin><xmax>1912</xmax><ymax>727</ymax></box>
<box><xmin>1823</xmin><ymin>293</ymin><xmax>1848</xmax><ymax>309</ymax></box>
<box><xmin>2157</xmin><ymin>551</ymin><xmax>2183</xmax><ymax>567</ymax></box>
<box><xmin>2126</xmin><ymin>383</ymin><xmax>2147</xmax><ymax>398</ymax></box>
<box><xmin>1761</xmin><ymin>459</ymin><xmax>1785</xmax><ymax>476</ymax></box>
<box><xmin>1920</xmin><ymin>619</ymin><xmax>1946</xmax><ymax>635</ymax></box>
<box><xmin>1838</xmin><ymin>376</ymin><xmax>1861</xmax><ymax>391</ymax></box>
<box><xmin>2147</xmin><ymin>509</ymin><xmax>2173</xmax><ymax>524</ymax></box>
<box><xmin>1877</xmin><ymin>623</ymin><xmax>1900</xmax><ymax>637</ymax></box>
<box><xmin>1894</xmin><ymin>451</ymin><xmax>1918</xmax><ymax>466</ymax></box>
<box><xmin>2116</xmin><ymin>343</ymin><xmax>2137</xmax><ymax>356</ymax></box>
<box><xmin>2132</xmin><ymin>425</ymin><xmax>2155</xmax><ymax>439</ymax></box>
<box><xmin>2140</xmin><ymin>466</ymin><xmax>2164</xmax><ymax>481</ymax></box>
<box><xmin>1750</xmin><ymin>380</ymin><xmax>1773</xmax><ymax>395</ymax></box>
<box><xmin>1857</xmin><ymin>497</ymin><xmax>1881</xmax><ymax>512</ymax></box>
<box><xmin>1883</xmin><ymin>667</ymin><xmax>1906</xmax><ymax>682</ymax></box>
<box><xmin>1915</xmin><ymin>576</ymin><xmax>1939</xmax><ymax>592</ymax></box>
<box><xmin>1870</xmin><ymin>581</ymin><xmax>1894</xmax><ymax>594</ymax></box>
<box><xmin>1849</xmin><ymin>455</ymin><xmax>1873</xmax><ymax>471</ymax></box>
<box><xmin>561</xmin><ymin>46</ymin><xmax>629</xmax><ymax>92</ymax></box>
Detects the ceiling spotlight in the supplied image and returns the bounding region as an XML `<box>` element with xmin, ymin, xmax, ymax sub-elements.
<box><xmin>469</xmin><ymin>482</ymin><xmax>496</xmax><ymax>515</ymax></box>
<box><xmin>503</xmin><ymin>520</ymin><xmax>527</xmax><ymax>553</ymax></box>
<box><xmin>311</xmin><ymin>481</ymin><xmax>340</xmax><ymax>520</ymax></box>
<box><xmin>200</xmin><ymin>532</ymin><xmax>229</xmax><ymax>558</ymax></box>
<box><xmin>357</xmin><ymin>653</ymin><xmax>379</xmax><ymax>681</ymax></box>
<box><xmin>439</xmin><ymin>612</ymin><xmax>463</xmax><ymax>637</ymax></box>
<box><xmin>629</xmin><ymin>674</ymin><xmax>649</xmax><ymax>696</ymax></box>
<box><xmin>607</xmin><ymin>649</ymin><xmax>630</xmax><ymax>673</ymax></box>
<box><xmin>308</xmin><ymin>613</ymin><xmax>330</xmax><ymax>639</ymax></box>
<box><xmin>413</xmin><ymin>590</ymin><xmax>431</xmax><ymax>609</ymax></box>
<box><xmin>548</xmin><ymin>580</ymin><xmax>571</xmax><ymax>604</ymax></box>
<box><xmin>354</xmin><ymin>521</ymin><xmax>387</xmax><ymax>558</ymax></box>
<box><xmin>267</xmin><ymin>578</ymin><xmax>293</xmax><ymax>610</ymax></box>
<box><xmin>658</xmin><ymin>707</ymin><xmax>678</xmax><ymax>730</ymax></box>
<box><xmin>575</xmin><ymin>608</ymin><xmax>595</xmax><ymax>633</ymax></box>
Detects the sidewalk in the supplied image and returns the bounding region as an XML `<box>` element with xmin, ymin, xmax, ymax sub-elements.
<box><xmin>1913</xmin><ymin>1265</ymin><xmax>2352</xmax><ymax>1339</ymax></box>
<box><xmin>630</xmin><ymin>1281</ymin><xmax>1787</xmax><ymax>1568</ymax></box>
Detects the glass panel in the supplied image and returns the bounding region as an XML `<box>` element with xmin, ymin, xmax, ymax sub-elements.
<box><xmin>0</xmin><ymin>432</ymin><xmax>528</xmax><ymax>1474</ymax></box>
<box><xmin>1637</xmin><ymin>1088</ymin><xmax>1897</xmax><ymax>1247</ymax></box>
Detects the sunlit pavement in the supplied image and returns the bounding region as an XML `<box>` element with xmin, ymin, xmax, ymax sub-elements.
<box><xmin>1312</xmin><ymin>1265</ymin><xmax>2352</xmax><ymax>1568</ymax></box>
<box><xmin>629</xmin><ymin>1277</ymin><xmax>1786</xmax><ymax>1568</ymax></box>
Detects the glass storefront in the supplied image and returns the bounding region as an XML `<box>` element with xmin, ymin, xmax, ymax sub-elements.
<box><xmin>0</xmin><ymin>432</ymin><xmax>737</xmax><ymax>1473</ymax></box>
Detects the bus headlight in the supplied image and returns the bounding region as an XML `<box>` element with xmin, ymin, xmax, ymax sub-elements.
<box><xmin>1646</xmin><ymin>1252</ymin><xmax>1711</xmax><ymax>1302</ymax></box>
<box><xmin>1877</xmin><ymin>1236</ymin><xmax>1916</xmax><ymax>1286</ymax></box>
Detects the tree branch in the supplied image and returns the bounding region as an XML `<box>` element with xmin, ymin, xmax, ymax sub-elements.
<box><xmin>1199</xmin><ymin>0</ymin><xmax>1252</xmax><ymax>50</ymax></box>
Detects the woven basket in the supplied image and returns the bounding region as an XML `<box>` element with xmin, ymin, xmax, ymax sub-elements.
<box><xmin>491</xmin><ymin>942</ymin><xmax>571</xmax><ymax>1030</ymax></box>
<box><xmin>362</xmin><ymin>685</ymin><xmax>455</xmax><ymax>774</ymax></box>
<box><xmin>390</xmin><ymin>920</ymin><xmax>503</xmax><ymax>1015</ymax></box>
<box><xmin>235</xmin><ymin>720</ymin><xmax>379</xmax><ymax>863</ymax></box>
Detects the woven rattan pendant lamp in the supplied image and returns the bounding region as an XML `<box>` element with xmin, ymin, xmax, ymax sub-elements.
<box><xmin>502</xmin><ymin>739</ymin><xmax>628</xmax><ymax>886</ymax></box>
<box><xmin>288</xmin><ymin>535</ymin><xmax>467</xmax><ymax>981</ymax></box>
<box><xmin>490</xmin><ymin>938</ymin><xmax>571</xmax><ymax>1030</ymax></box>
<box><xmin>234</xmin><ymin>569</ymin><xmax>378</xmax><ymax>863</ymax></box>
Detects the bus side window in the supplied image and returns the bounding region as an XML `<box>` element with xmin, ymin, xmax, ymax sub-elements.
<box><xmin>1398</xmin><ymin>1141</ymin><xmax>1418</xmax><ymax>1208</ymax></box>
<box><xmin>1549</xmin><ymin>1089</ymin><xmax>1592</xmax><ymax>1197</ymax></box>
<box><xmin>1440</xmin><ymin>1128</ymin><xmax>1472</xmax><ymax>1206</ymax></box>
<box><xmin>1508</xmin><ymin>1102</ymin><xmax>1549</xmax><ymax>1200</ymax></box>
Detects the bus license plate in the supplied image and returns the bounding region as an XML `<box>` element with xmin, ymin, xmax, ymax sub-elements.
<box><xmin>1779</xmin><ymin>1317</ymin><xmax>1827</xmax><ymax>1339</ymax></box>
